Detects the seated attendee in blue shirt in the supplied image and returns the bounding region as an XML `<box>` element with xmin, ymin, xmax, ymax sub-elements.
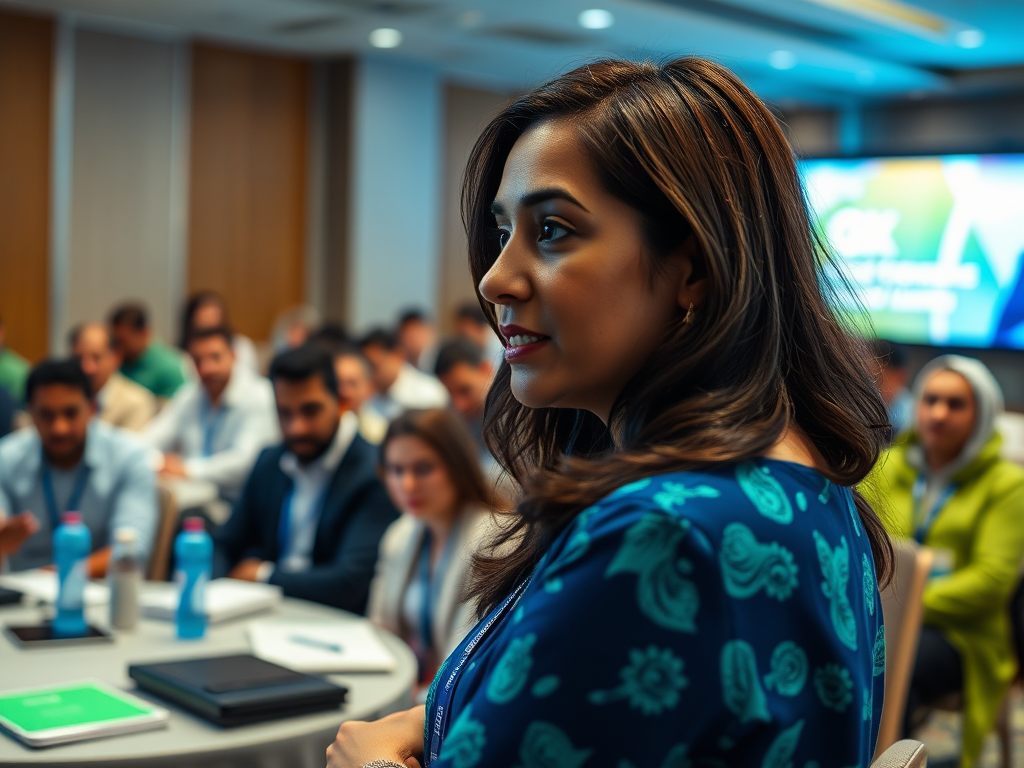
<box><xmin>0</xmin><ymin>359</ymin><xmax>157</xmax><ymax>576</ymax></box>
<box><xmin>216</xmin><ymin>344</ymin><xmax>399</xmax><ymax>612</ymax></box>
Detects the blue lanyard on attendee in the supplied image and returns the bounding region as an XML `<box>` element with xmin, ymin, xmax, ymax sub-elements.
<box><xmin>417</xmin><ymin>529</ymin><xmax>457</xmax><ymax>653</ymax></box>
<box><xmin>277</xmin><ymin>484</ymin><xmax>329</xmax><ymax>561</ymax></box>
<box><xmin>41</xmin><ymin>461</ymin><xmax>91</xmax><ymax>530</ymax></box>
<box><xmin>912</xmin><ymin>475</ymin><xmax>957</xmax><ymax>544</ymax></box>
<box><xmin>199</xmin><ymin>398</ymin><xmax>225</xmax><ymax>458</ymax></box>
<box><xmin>426</xmin><ymin>578</ymin><xmax>530</xmax><ymax>766</ymax></box>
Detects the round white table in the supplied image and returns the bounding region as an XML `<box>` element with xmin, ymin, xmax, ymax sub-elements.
<box><xmin>0</xmin><ymin>596</ymin><xmax>417</xmax><ymax>767</ymax></box>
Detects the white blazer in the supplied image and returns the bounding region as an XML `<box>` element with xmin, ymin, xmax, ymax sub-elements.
<box><xmin>368</xmin><ymin>507</ymin><xmax>495</xmax><ymax>659</ymax></box>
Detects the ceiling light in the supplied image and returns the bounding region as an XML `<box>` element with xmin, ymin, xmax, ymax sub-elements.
<box><xmin>955</xmin><ymin>28</ymin><xmax>984</xmax><ymax>48</ymax></box>
<box><xmin>369</xmin><ymin>28</ymin><xmax>402</xmax><ymax>48</ymax></box>
<box><xmin>578</xmin><ymin>9</ymin><xmax>614</xmax><ymax>30</ymax></box>
<box><xmin>769</xmin><ymin>50</ymin><xmax>797</xmax><ymax>70</ymax></box>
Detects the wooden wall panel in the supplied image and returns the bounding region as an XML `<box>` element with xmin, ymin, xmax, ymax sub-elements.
<box><xmin>188</xmin><ymin>44</ymin><xmax>308</xmax><ymax>342</ymax></box>
<box><xmin>0</xmin><ymin>11</ymin><xmax>52</xmax><ymax>362</ymax></box>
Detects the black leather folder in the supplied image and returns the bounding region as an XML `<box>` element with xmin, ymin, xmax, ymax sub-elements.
<box><xmin>127</xmin><ymin>653</ymin><xmax>347</xmax><ymax>727</ymax></box>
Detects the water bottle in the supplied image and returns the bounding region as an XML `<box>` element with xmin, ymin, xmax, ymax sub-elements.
<box><xmin>174</xmin><ymin>517</ymin><xmax>212</xmax><ymax>640</ymax></box>
<box><xmin>54</xmin><ymin>512</ymin><xmax>91</xmax><ymax>638</ymax></box>
<box><xmin>108</xmin><ymin>528</ymin><xmax>143</xmax><ymax>631</ymax></box>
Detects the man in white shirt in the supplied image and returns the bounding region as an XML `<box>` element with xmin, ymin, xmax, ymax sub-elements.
<box><xmin>70</xmin><ymin>323</ymin><xmax>157</xmax><ymax>432</ymax></box>
<box><xmin>359</xmin><ymin>328</ymin><xmax>448</xmax><ymax>421</ymax></box>
<box><xmin>332</xmin><ymin>345</ymin><xmax>388</xmax><ymax>444</ymax></box>
<box><xmin>143</xmin><ymin>326</ymin><xmax>278</xmax><ymax>500</ymax></box>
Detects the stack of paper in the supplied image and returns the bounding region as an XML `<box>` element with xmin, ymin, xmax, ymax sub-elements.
<box><xmin>0</xmin><ymin>570</ymin><xmax>110</xmax><ymax>605</ymax></box>
<box><xmin>140</xmin><ymin>579</ymin><xmax>282</xmax><ymax>624</ymax></box>
<box><xmin>247</xmin><ymin>619</ymin><xmax>397</xmax><ymax>673</ymax></box>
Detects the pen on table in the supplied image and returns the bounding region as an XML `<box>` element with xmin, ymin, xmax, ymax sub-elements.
<box><xmin>289</xmin><ymin>634</ymin><xmax>343</xmax><ymax>653</ymax></box>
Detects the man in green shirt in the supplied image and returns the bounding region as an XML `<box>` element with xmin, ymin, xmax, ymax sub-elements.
<box><xmin>0</xmin><ymin>317</ymin><xmax>30</xmax><ymax>403</ymax></box>
<box><xmin>109</xmin><ymin>303</ymin><xmax>186</xmax><ymax>400</ymax></box>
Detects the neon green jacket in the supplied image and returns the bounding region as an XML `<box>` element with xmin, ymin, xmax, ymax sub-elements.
<box><xmin>866</xmin><ymin>431</ymin><xmax>1024</xmax><ymax>767</ymax></box>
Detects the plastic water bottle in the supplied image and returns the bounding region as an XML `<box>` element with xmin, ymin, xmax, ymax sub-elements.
<box><xmin>54</xmin><ymin>512</ymin><xmax>91</xmax><ymax>638</ymax></box>
<box><xmin>108</xmin><ymin>528</ymin><xmax>143</xmax><ymax>631</ymax></box>
<box><xmin>174</xmin><ymin>517</ymin><xmax>212</xmax><ymax>640</ymax></box>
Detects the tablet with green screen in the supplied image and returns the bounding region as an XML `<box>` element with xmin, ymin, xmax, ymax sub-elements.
<box><xmin>0</xmin><ymin>680</ymin><xmax>169</xmax><ymax>747</ymax></box>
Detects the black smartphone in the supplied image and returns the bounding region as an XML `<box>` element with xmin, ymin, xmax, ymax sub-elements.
<box><xmin>0</xmin><ymin>587</ymin><xmax>22</xmax><ymax>606</ymax></box>
<box><xmin>4</xmin><ymin>623</ymin><xmax>114</xmax><ymax>649</ymax></box>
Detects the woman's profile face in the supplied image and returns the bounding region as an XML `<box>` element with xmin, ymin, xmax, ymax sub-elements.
<box><xmin>383</xmin><ymin>435</ymin><xmax>460</xmax><ymax>526</ymax></box>
<box><xmin>480</xmin><ymin>119</ymin><xmax>692</xmax><ymax>422</ymax></box>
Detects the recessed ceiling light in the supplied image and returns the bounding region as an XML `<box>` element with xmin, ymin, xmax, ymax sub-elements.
<box><xmin>769</xmin><ymin>50</ymin><xmax>797</xmax><ymax>70</ymax></box>
<box><xmin>578</xmin><ymin>9</ymin><xmax>614</xmax><ymax>30</ymax></box>
<box><xmin>955</xmin><ymin>28</ymin><xmax>984</xmax><ymax>48</ymax></box>
<box><xmin>369</xmin><ymin>28</ymin><xmax>402</xmax><ymax>48</ymax></box>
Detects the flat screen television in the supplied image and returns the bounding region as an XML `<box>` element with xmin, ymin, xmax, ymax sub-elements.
<box><xmin>799</xmin><ymin>153</ymin><xmax>1024</xmax><ymax>350</ymax></box>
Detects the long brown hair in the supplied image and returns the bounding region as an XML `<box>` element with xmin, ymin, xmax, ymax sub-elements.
<box><xmin>463</xmin><ymin>57</ymin><xmax>893</xmax><ymax>615</ymax></box>
<box><xmin>380</xmin><ymin>409</ymin><xmax>498</xmax><ymax>513</ymax></box>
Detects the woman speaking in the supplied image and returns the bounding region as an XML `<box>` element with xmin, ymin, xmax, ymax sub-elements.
<box><xmin>328</xmin><ymin>56</ymin><xmax>892</xmax><ymax>768</ymax></box>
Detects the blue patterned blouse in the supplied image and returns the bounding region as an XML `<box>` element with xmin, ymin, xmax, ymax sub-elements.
<box><xmin>424</xmin><ymin>459</ymin><xmax>885</xmax><ymax>768</ymax></box>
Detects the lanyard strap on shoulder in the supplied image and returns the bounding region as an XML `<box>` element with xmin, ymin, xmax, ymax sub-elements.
<box><xmin>41</xmin><ymin>461</ymin><xmax>91</xmax><ymax>530</ymax></box>
<box><xmin>912</xmin><ymin>475</ymin><xmax>957</xmax><ymax>544</ymax></box>
<box><xmin>418</xmin><ymin>528</ymin><xmax>458</xmax><ymax>652</ymax></box>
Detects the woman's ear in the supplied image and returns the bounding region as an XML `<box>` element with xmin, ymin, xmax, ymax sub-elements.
<box><xmin>673</xmin><ymin>234</ymin><xmax>708</xmax><ymax>312</ymax></box>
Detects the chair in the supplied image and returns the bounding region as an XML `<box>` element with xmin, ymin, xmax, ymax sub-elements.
<box><xmin>870</xmin><ymin>739</ymin><xmax>928</xmax><ymax>768</ymax></box>
<box><xmin>147</xmin><ymin>483</ymin><xmax>180</xmax><ymax>581</ymax></box>
<box><xmin>874</xmin><ymin>541</ymin><xmax>935</xmax><ymax>758</ymax></box>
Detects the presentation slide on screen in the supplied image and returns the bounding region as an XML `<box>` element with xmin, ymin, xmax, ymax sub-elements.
<box><xmin>800</xmin><ymin>153</ymin><xmax>1024</xmax><ymax>350</ymax></box>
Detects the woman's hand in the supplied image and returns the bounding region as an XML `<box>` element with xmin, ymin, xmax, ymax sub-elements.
<box><xmin>326</xmin><ymin>705</ymin><xmax>426</xmax><ymax>768</ymax></box>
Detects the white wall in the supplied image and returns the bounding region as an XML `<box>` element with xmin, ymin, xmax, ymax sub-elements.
<box><xmin>346</xmin><ymin>56</ymin><xmax>442</xmax><ymax>333</ymax></box>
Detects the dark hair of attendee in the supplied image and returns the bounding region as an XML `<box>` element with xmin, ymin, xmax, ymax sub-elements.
<box><xmin>307</xmin><ymin>321</ymin><xmax>351</xmax><ymax>354</ymax></box>
<box><xmin>27</xmin><ymin>359</ymin><xmax>93</xmax><ymax>403</ymax></box>
<box><xmin>870</xmin><ymin>338</ymin><xmax>908</xmax><ymax>370</ymax></box>
<box><xmin>109</xmin><ymin>302</ymin><xmax>149</xmax><ymax>332</ymax></box>
<box><xmin>381</xmin><ymin>409</ymin><xmax>497</xmax><ymax>512</ymax></box>
<box><xmin>178</xmin><ymin>291</ymin><xmax>228</xmax><ymax>350</ymax></box>
<box><xmin>269</xmin><ymin>343</ymin><xmax>339</xmax><ymax>399</ymax></box>
<box><xmin>359</xmin><ymin>328</ymin><xmax>400</xmax><ymax>352</ymax></box>
<box><xmin>397</xmin><ymin>308</ymin><xmax>428</xmax><ymax>327</ymax></box>
<box><xmin>434</xmin><ymin>338</ymin><xmax>484</xmax><ymax>378</ymax></box>
<box><xmin>462</xmin><ymin>57</ymin><xmax>893</xmax><ymax>615</ymax></box>
<box><xmin>455</xmin><ymin>302</ymin><xmax>488</xmax><ymax>326</ymax></box>
<box><xmin>185</xmin><ymin>325</ymin><xmax>234</xmax><ymax>349</ymax></box>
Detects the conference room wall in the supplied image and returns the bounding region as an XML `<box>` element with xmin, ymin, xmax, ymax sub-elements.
<box><xmin>0</xmin><ymin>10</ymin><xmax>52</xmax><ymax>364</ymax></box>
<box><xmin>66</xmin><ymin>28</ymin><xmax>184</xmax><ymax>350</ymax></box>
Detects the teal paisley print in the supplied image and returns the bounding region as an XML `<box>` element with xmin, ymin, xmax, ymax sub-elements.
<box><xmin>812</xmin><ymin>530</ymin><xmax>858</xmax><ymax>651</ymax></box>
<box><xmin>442</xmin><ymin>704</ymin><xmax>487</xmax><ymax>768</ymax></box>
<box><xmin>719</xmin><ymin>523</ymin><xmax>799</xmax><ymax>601</ymax></box>
<box><xmin>862</xmin><ymin>553</ymin><xmax>875</xmax><ymax>617</ymax></box>
<box><xmin>541</xmin><ymin>507</ymin><xmax>600</xmax><ymax>593</ymax></box>
<box><xmin>795</xmin><ymin>492</ymin><xmax>808</xmax><ymax>512</ymax></box>
<box><xmin>514</xmin><ymin>721</ymin><xmax>592</xmax><ymax>768</ymax></box>
<box><xmin>872</xmin><ymin>625</ymin><xmax>886</xmax><ymax>677</ymax></box>
<box><xmin>589</xmin><ymin>645</ymin><xmax>688</xmax><ymax>715</ymax></box>
<box><xmin>736</xmin><ymin>462</ymin><xmax>793</xmax><ymax>524</ymax></box>
<box><xmin>532</xmin><ymin>675</ymin><xmax>560</xmax><ymax>698</ymax></box>
<box><xmin>763</xmin><ymin>641</ymin><xmax>808</xmax><ymax>697</ymax></box>
<box><xmin>610</xmin><ymin>477</ymin><xmax>653</xmax><ymax>498</ymax></box>
<box><xmin>606</xmin><ymin>513</ymin><xmax>700</xmax><ymax>632</ymax></box>
<box><xmin>762</xmin><ymin>720</ymin><xmax>804</xmax><ymax>768</ymax></box>
<box><xmin>653</xmin><ymin>481</ymin><xmax>721</xmax><ymax>513</ymax></box>
<box><xmin>721</xmin><ymin>640</ymin><xmax>770</xmax><ymax>723</ymax></box>
<box><xmin>862</xmin><ymin>688</ymin><xmax>872</xmax><ymax>722</ymax></box>
<box><xmin>813</xmin><ymin>664</ymin><xmax>853</xmax><ymax>712</ymax></box>
<box><xmin>487</xmin><ymin>634</ymin><xmax>537</xmax><ymax>704</ymax></box>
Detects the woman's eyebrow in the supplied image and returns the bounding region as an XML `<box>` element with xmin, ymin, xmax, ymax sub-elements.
<box><xmin>490</xmin><ymin>188</ymin><xmax>590</xmax><ymax>217</ymax></box>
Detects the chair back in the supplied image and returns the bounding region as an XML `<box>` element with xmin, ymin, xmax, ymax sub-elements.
<box><xmin>147</xmin><ymin>483</ymin><xmax>179</xmax><ymax>581</ymax></box>
<box><xmin>874</xmin><ymin>541</ymin><xmax>934</xmax><ymax>758</ymax></box>
<box><xmin>870</xmin><ymin>739</ymin><xmax>928</xmax><ymax>768</ymax></box>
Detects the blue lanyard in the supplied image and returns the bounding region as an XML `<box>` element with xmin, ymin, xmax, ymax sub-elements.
<box><xmin>426</xmin><ymin>578</ymin><xmax>530</xmax><ymax>766</ymax></box>
<box><xmin>199</xmin><ymin>398</ymin><xmax>225</xmax><ymax>458</ymax></box>
<box><xmin>912</xmin><ymin>475</ymin><xmax>957</xmax><ymax>544</ymax></box>
<box><xmin>277</xmin><ymin>484</ymin><xmax>329</xmax><ymax>560</ymax></box>
<box><xmin>41</xmin><ymin>462</ymin><xmax>91</xmax><ymax>530</ymax></box>
<box><xmin>417</xmin><ymin>529</ymin><xmax>457</xmax><ymax>653</ymax></box>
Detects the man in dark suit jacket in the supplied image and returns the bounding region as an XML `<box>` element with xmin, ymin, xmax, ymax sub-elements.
<box><xmin>217</xmin><ymin>344</ymin><xmax>398</xmax><ymax>613</ymax></box>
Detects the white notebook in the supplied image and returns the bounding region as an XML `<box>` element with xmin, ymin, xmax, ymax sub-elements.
<box><xmin>140</xmin><ymin>579</ymin><xmax>282</xmax><ymax>624</ymax></box>
<box><xmin>247</xmin><ymin>619</ymin><xmax>397</xmax><ymax>673</ymax></box>
<box><xmin>0</xmin><ymin>570</ymin><xmax>110</xmax><ymax>606</ymax></box>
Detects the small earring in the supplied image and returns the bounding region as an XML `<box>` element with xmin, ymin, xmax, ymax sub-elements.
<box><xmin>683</xmin><ymin>302</ymin><xmax>695</xmax><ymax>324</ymax></box>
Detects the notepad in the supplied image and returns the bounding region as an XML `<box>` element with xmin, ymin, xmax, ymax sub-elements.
<box><xmin>0</xmin><ymin>680</ymin><xmax>168</xmax><ymax>747</ymax></box>
<box><xmin>140</xmin><ymin>579</ymin><xmax>282</xmax><ymax>624</ymax></box>
<box><xmin>247</xmin><ymin>619</ymin><xmax>397</xmax><ymax>673</ymax></box>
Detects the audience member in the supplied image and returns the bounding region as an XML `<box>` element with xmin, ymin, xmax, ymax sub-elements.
<box><xmin>368</xmin><ymin>409</ymin><xmax>499</xmax><ymax>689</ymax></box>
<box><xmin>70</xmin><ymin>323</ymin><xmax>156</xmax><ymax>432</ymax></box>
<box><xmin>433</xmin><ymin>338</ymin><xmax>493</xmax><ymax>454</ymax></box>
<box><xmin>0</xmin><ymin>316</ymin><xmax>30</xmax><ymax>403</ymax></box>
<box><xmin>110</xmin><ymin>302</ymin><xmax>186</xmax><ymax>400</ymax></box>
<box><xmin>865</xmin><ymin>355</ymin><xmax>1024</xmax><ymax>766</ymax></box>
<box><xmin>179</xmin><ymin>291</ymin><xmax>258</xmax><ymax>374</ymax></box>
<box><xmin>332</xmin><ymin>345</ymin><xmax>388</xmax><ymax>444</ymax></box>
<box><xmin>143</xmin><ymin>326</ymin><xmax>278</xmax><ymax>500</ymax></box>
<box><xmin>308</xmin><ymin>321</ymin><xmax>351</xmax><ymax>351</ymax></box>
<box><xmin>271</xmin><ymin>305</ymin><xmax>320</xmax><ymax>353</ymax></box>
<box><xmin>396</xmin><ymin>309</ymin><xmax>438</xmax><ymax>372</ymax></box>
<box><xmin>0</xmin><ymin>360</ymin><xmax>157</xmax><ymax>575</ymax></box>
<box><xmin>0</xmin><ymin>384</ymin><xmax>14</xmax><ymax>438</ymax></box>
<box><xmin>453</xmin><ymin>301</ymin><xmax>504</xmax><ymax>362</ymax></box>
<box><xmin>872</xmin><ymin>337</ymin><xmax>913</xmax><ymax>437</ymax></box>
<box><xmin>216</xmin><ymin>344</ymin><xmax>398</xmax><ymax>612</ymax></box>
<box><xmin>359</xmin><ymin>328</ymin><xmax>448</xmax><ymax>421</ymax></box>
